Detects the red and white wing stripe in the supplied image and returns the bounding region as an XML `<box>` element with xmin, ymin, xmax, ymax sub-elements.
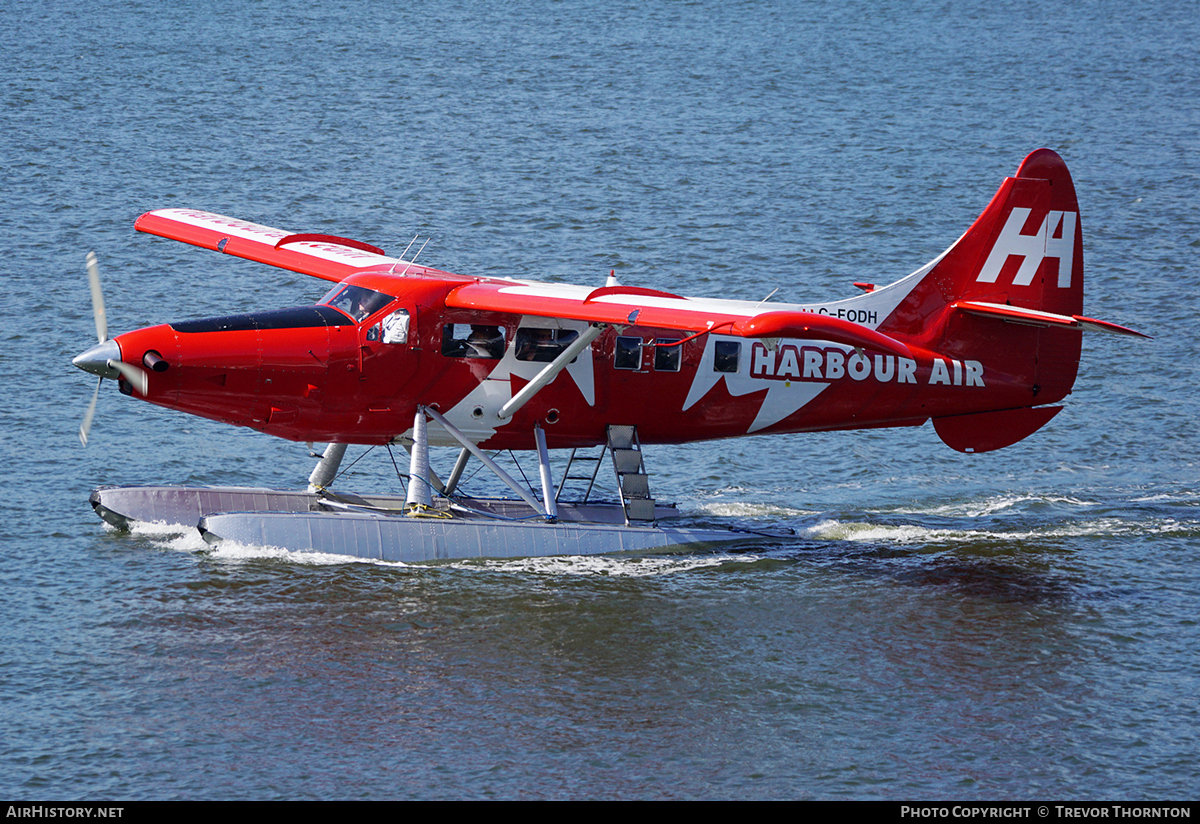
<box><xmin>135</xmin><ymin>209</ymin><xmax>449</xmax><ymax>283</ymax></box>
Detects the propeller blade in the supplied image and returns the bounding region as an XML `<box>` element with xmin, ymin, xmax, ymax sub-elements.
<box><xmin>108</xmin><ymin>359</ymin><xmax>149</xmax><ymax>397</ymax></box>
<box><xmin>78</xmin><ymin>251</ymin><xmax>150</xmax><ymax>446</ymax></box>
<box><xmin>86</xmin><ymin>251</ymin><xmax>108</xmax><ymax>344</ymax></box>
<box><xmin>80</xmin><ymin>377</ymin><xmax>101</xmax><ymax>446</ymax></box>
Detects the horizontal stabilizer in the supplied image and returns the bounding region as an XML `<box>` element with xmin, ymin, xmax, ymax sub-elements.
<box><xmin>933</xmin><ymin>406</ymin><xmax>1062</xmax><ymax>453</ymax></box>
<box><xmin>1073</xmin><ymin>314</ymin><xmax>1152</xmax><ymax>338</ymax></box>
<box><xmin>953</xmin><ymin>300</ymin><xmax>1150</xmax><ymax>338</ymax></box>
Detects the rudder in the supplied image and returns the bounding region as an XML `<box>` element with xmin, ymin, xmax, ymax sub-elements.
<box><xmin>878</xmin><ymin>150</ymin><xmax>1088</xmax><ymax>450</ymax></box>
<box><xmin>965</xmin><ymin>148</ymin><xmax>1084</xmax><ymax>318</ymax></box>
<box><xmin>880</xmin><ymin>148</ymin><xmax>1085</xmax><ymax>338</ymax></box>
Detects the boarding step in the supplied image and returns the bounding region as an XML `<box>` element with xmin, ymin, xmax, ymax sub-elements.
<box><xmin>607</xmin><ymin>424</ymin><xmax>655</xmax><ymax>523</ymax></box>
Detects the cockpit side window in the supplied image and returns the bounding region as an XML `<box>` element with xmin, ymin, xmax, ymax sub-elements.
<box><xmin>322</xmin><ymin>284</ymin><xmax>394</xmax><ymax>323</ymax></box>
<box><xmin>366</xmin><ymin>308</ymin><xmax>411</xmax><ymax>343</ymax></box>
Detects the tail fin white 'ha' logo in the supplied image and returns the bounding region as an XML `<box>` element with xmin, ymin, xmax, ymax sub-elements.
<box><xmin>976</xmin><ymin>208</ymin><xmax>1077</xmax><ymax>288</ymax></box>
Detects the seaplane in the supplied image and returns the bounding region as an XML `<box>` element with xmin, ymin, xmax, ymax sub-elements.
<box><xmin>74</xmin><ymin>149</ymin><xmax>1148</xmax><ymax>562</ymax></box>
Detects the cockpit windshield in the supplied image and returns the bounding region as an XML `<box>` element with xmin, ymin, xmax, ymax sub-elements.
<box><xmin>321</xmin><ymin>284</ymin><xmax>394</xmax><ymax>323</ymax></box>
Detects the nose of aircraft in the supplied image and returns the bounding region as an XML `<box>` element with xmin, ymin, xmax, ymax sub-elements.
<box><xmin>73</xmin><ymin>339</ymin><xmax>122</xmax><ymax>380</ymax></box>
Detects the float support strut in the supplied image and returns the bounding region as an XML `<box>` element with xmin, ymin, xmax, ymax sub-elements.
<box><xmin>422</xmin><ymin>406</ymin><xmax>547</xmax><ymax>517</ymax></box>
<box><xmin>406</xmin><ymin>410</ymin><xmax>433</xmax><ymax>510</ymax></box>
<box><xmin>534</xmin><ymin>423</ymin><xmax>557</xmax><ymax>522</ymax></box>
<box><xmin>308</xmin><ymin>443</ymin><xmax>348</xmax><ymax>493</ymax></box>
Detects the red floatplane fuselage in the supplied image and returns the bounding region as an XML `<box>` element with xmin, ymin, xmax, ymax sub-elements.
<box><xmin>74</xmin><ymin>149</ymin><xmax>1146</xmax><ymax>457</ymax></box>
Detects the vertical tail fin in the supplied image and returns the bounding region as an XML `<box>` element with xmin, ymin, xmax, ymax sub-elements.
<box><xmin>955</xmin><ymin>148</ymin><xmax>1084</xmax><ymax>317</ymax></box>
<box><xmin>880</xmin><ymin>149</ymin><xmax>1086</xmax><ymax>451</ymax></box>
<box><xmin>881</xmin><ymin>148</ymin><xmax>1084</xmax><ymax>335</ymax></box>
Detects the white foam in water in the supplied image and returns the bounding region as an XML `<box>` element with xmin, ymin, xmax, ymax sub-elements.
<box><xmin>126</xmin><ymin>519</ymin><xmax>211</xmax><ymax>554</ymax></box>
<box><xmin>902</xmin><ymin>493</ymin><xmax>1101</xmax><ymax>519</ymax></box>
<box><xmin>804</xmin><ymin>514</ymin><xmax>1188</xmax><ymax>545</ymax></box>
<box><xmin>128</xmin><ymin>526</ymin><xmax>732</xmax><ymax>573</ymax></box>
<box><xmin>1130</xmin><ymin>490</ymin><xmax>1200</xmax><ymax>504</ymax></box>
<box><xmin>805</xmin><ymin>519</ymin><xmax>959</xmax><ymax>544</ymax></box>
<box><xmin>700</xmin><ymin>492</ymin><xmax>1109</xmax><ymax>525</ymax></box>
<box><xmin>209</xmin><ymin>538</ymin><xmax>424</xmax><ymax>568</ymax></box>
<box><xmin>124</xmin><ymin>519</ymin><xmax>188</xmax><ymax>537</ymax></box>
<box><xmin>126</xmin><ymin>520</ymin><xmax>414</xmax><ymax>567</ymax></box>
<box><xmin>696</xmin><ymin>501</ymin><xmax>819</xmax><ymax>518</ymax></box>
<box><xmin>449</xmin><ymin>552</ymin><xmax>743</xmax><ymax>576</ymax></box>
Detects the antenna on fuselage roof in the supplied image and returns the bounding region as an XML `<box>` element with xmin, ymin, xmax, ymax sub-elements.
<box><xmin>388</xmin><ymin>235</ymin><xmax>430</xmax><ymax>276</ymax></box>
<box><xmin>755</xmin><ymin>287</ymin><xmax>780</xmax><ymax>307</ymax></box>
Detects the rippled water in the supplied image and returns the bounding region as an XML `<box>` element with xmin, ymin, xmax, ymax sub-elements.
<box><xmin>3</xmin><ymin>0</ymin><xmax>1198</xmax><ymax>800</ymax></box>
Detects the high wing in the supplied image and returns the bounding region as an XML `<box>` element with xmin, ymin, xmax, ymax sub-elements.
<box><xmin>135</xmin><ymin>208</ymin><xmax>454</xmax><ymax>283</ymax></box>
<box><xmin>138</xmin><ymin>208</ymin><xmax>918</xmax><ymax>356</ymax></box>
<box><xmin>445</xmin><ymin>279</ymin><xmax>916</xmax><ymax>357</ymax></box>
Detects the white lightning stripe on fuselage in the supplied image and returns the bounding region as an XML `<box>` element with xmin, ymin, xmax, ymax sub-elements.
<box><xmin>436</xmin><ymin>317</ymin><xmax>597</xmax><ymax>446</ymax></box>
<box><xmin>673</xmin><ymin>243</ymin><xmax>952</xmax><ymax>431</ymax></box>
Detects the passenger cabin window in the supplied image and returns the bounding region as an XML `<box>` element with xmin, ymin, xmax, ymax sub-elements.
<box><xmin>442</xmin><ymin>324</ymin><xmax>506</xmax><ymax>359</ymax></box>
<box><xmin>614</xmin><ymin>336</ymin><xmax>642</xmax><ymax>370</ymax></box>
<box><xmin>713</xmin><ymin>340</ymin><xmax>741</xmax><ymax>373</ymax></box>
<box><xmin>654</xmin><ymin>338</ymin><xmax>681</xmax><ymax>372</ymax></box>
<box><xmin>515</xmin><ymin>328</ymin><xmax>579</xmax><ymax>362</ymax></box>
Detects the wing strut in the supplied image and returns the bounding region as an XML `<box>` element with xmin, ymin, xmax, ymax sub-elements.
<box><xmin>498</xmin><ymin>324</ymin><xmax>607</xmax><ymax>420</ymax></box>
